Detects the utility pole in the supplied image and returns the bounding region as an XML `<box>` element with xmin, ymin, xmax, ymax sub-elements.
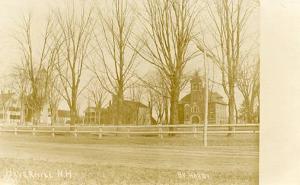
<box><xmin>203</xmin><ymin>50</ymin><xmax>208</xmax><ymax>147</ymax></box>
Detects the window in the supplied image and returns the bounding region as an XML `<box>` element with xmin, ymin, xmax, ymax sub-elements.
<box><xmin>184</xmin><ymin>104</ymin><xmax>190</xmax><ymax>111</ymax></box>
<box><xmin>192</xmin><ymin>84</ymin><xmax>199</xmax><ymax>90</ymax></box>
<box><xmin>191</xmin><ymin>105</ymin><xmax>199</xmax><ymax>113</ymax></box>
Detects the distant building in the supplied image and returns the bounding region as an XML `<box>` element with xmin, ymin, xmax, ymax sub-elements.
<box><xmin>0</xmin><ymin>87</ymin><xmax>71</xmax><ymax>125</ymax></box>
<box><xmin>84</xmin><ymin>96</ymin><xmax>154</xmax><ymax>125</ymax></box>
<box><xmin>53</xmin><ymin>110</ymin><xmax>71</xmax><ymax>124</ymax></box>
<box><xmin>84</xmin><ymin>106</ymin><xmax>100</xmax><ymax>124</ymax></box>
<box><xmin>0</xmin><ymin>91</ymin><xmax>22</xmax><ymax>124</ymax></box>
<box><xmin>178</xmin><ymin>73</ymin><xmax>228</xmax><ymax>124</ymax></box>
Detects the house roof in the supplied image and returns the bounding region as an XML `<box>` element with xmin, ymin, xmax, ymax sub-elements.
<box><xmin>105</xmin><ymin>99</ymin><xmax>148</xmax><ymax>110</ymax></box>
<box><xmin>123</xmin><ymin>100</ymin><xmax>148</xmax><ymax>108</ymax></box>
<box><xmin>180</xmin><ymin>94</ymin><xmax>191</xmax><ymax>103</ymax></box>
<box><xmin>85</xmin><ymin>100</ymin><xmax>148</xmax><ymax>113</ymax></box>
<box><xmin>180</xmin><ymin>91</ymin><xmax>226</xmax><ymax>104</ymax></box>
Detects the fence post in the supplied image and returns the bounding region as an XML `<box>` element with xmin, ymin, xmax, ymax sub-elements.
<box><xmin>32</xmin><ymin>127</ymin><xmax>36</xmax><ymax>136</ymax></box>
<box><xmin>74</xmin><ymin>126</ymin><xmax>78</xmax><ymax>138</ymax></box>
<box><xmin>159</xmin><ymin>125</ymin><xmax>163</xmax><ymax>139</ymax></box>
<box><xmin>203</xmin><ymin>123</ymin><xmax>207</xmax><ymax>147</ymax></box>
<box><xmin>14</xmin><ymin>126</ymin><xmax>17</xmax><ymax>136</ymax></box>
<box><xmin>254</xmin><ymin>124</ymin><xmax>259</xmax><ymax>134</ymax></box>
<box><xmin>127</xmin><ymin>127</ymin><xmax>130</xmax><ymax>138</ymax></box>
<box><xmin>98</xmin><ymin>126</ymin><xmax>102</xmax><ymax>139</ymax></box>
<box><xmin>52</xmin><ymin>127</ymin><xmax>55</xmax><ymax>138</ymax></box>
<box><xmin>193</xmin><ymin>125</ymin><xmax>197</xmax><ymax>138</ymax></box>
<box><xmin>233</xmin><ymin>123</ymin><xmax>236</xmax><ymax>135</ymax></box>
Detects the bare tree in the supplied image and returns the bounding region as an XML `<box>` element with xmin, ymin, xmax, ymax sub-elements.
<box><xmin>129</xmin><ymin>83</ymin><xmax>144</xmax><ymax>103</ymax></box>
<box><xmin>86</xmin><ymin>79</ymin><xmax>108</xmax><ymax>124</ymax></box>
<box><xmin>93</xmin><ymin>0</ymin><xmax>141</xmax><ymax>125</ymax></box>
<box><xmin>195</xmin><ymin>0</ymin><xmax>258</xmax><ymax>127</ymax></box>
<box><xmin>54</xmin><ymin>3</ymin><xmax>95</xmax><ymax>126</ymax></box>
<box><xmin>137</xmin><ymin>0</ymin><xmax>198</xmax><ymax>126</ymax></box>
<box><xmin>237</xmin><ymin>56</ymin><xmax>259</xmax><ymax>123</ymax></box>
<box><xmin>9</xmin><ymin>67</ymin><xmax>29</xmax><ymax>124</ymax></box>
<box><xmin>143</xmin><ymin>71</ymin><xmax>169</xmax><ymax>125</ymax></box>
<box><xmin>148</xmin><ymin>86</ymin><xmax>166</xmax><ymax>125</ymax></box>
<box><xmin>14</xmin><ymin>14</ymin><xmax>57</xmax><ymax>124</ymax></box>
<box><xmin>141</xmin><ymin>67</ymin><xmax>190</xmax><ymax>125</ymax></box>
<box><xmin>128</xmin><ymin>83</ymin><xmax>144</xmax><ymax>124</ymax></box>
<box><xmin>48</xmin><ymin>74</ymin><xmax>61</xmax><ymax>125</ymax></box>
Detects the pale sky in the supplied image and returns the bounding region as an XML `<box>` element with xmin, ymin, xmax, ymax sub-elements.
<box><xmin>0</xmin><ymin>0</ymin><xmax>61</xmax><ymax>78</ymax></box>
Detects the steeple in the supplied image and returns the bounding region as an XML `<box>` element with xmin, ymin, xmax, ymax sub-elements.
<box><xmin>190</xmin><ymin>71</ymin><xmax>202</xmax><ymax>92</ymax></box>
<box><xmin>189</xmin><ymin>71</ymin><xmax>203</xmax><ymax>105</ymax></box>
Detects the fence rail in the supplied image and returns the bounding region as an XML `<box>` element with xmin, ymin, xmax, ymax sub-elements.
<box><xmin>0</xmin><ymin>124</ymin><xmax>259</xmax><ymax>137</ymax></box>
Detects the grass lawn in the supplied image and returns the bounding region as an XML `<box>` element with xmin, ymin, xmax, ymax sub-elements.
<box><xmin>0</xmin><ymin>158</ymin><xmax>258</xmax><ymax>185</ymax></box>
<box><xmin>0</xmin><ymin>134</ymin><xmax>259</xmax><ymax>185</ymax></box>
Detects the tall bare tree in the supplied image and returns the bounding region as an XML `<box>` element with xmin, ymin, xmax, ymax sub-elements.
<box><xmin>237</xmin><ymin>56</ymin><xmax>259</xmax><ymax>123</ymax></box>
<box><xmin>129</xmin><ymin>83</ymin><xmax>144</xmax><ymax>102</ymax></box>
<box><xmin>195</xmin><ymin>0</ymin><xmax>257</xmax><ymax>127</ymax></box>
<box><xmin>55</xmin><ymin>3</ymin><xmax>95</xmax><ymax>125</ymax></box>
<box><xmin>128</xmin><ymin>83</ymin><xmax>144</xmax><ymax>124</ymax></box>
<box><xmin>9</xmin><ymin>66</ymin><xmax>29</xmax><ymax>124</ymax></box>
<box><xmin>137</xmin><ymin>0</ymin><xmax>198</xmax><ymax>126</ymax></box>
<box><xmin>48</xmin><ymin>74</ymin><xmax>61</xmax><ymax>125</ymax></box>
<box><xmin>15</xmin><ymin>14</ymin><xmax>57</xmax><ymax>124</ymax></box>
<box><xmin>145</xmin><ymin>73</ymin><xmax>168</xmax><ymax>125</ymax></box>
<box><xmin>86</xmin><ymin>79</ymin><xmax>108</xmax><ymax>124</ymax></box>
<box><xmin>93</xmin><ymin>0</ymin><xmax>140</xmax><ymax>125</ymax></box>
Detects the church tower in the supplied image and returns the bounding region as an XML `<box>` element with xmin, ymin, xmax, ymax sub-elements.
<box><xmin>189</xmin><ymin>71</ymin><xmax>204</xmax><ymax>123</ymax></box>
<box><xmin>190</xmin><ymin>72</ymin><xmax>203</xmax><ymax>103</ymax></box>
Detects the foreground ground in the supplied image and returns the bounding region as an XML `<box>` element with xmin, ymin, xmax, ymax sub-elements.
<box><xmin>0</xmin><ymin>133</ymin><xmax>259</xmax><ymax>185</ymax></box>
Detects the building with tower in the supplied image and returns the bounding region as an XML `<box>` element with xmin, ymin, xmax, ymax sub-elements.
<box><xmin>178</xmin><ymin>72</ymin><xmax>228</xmax><ymax>124</ymax></box>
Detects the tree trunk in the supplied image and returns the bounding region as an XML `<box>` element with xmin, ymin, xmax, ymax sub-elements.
<box><xmin>20</xmin><ymin>99</ymin><xmax>25</xmax><ymax>125</ymax></box>
<box><xmin>116</xmin><ymin>89</ymin><xmax>124</xmax><ymax>125</ymax></box>
<box><xmin>248</xmin><ymin>100</ymin><xmax>254</xmax><ymax>123</ymax></box>
<box><xmin>228</xmin><ymin>82</ymin><xmax>235</xmax><ymax>136</ymax></box>
<box><xmin>70</xmin><ymin>96</ymin><xmax>77</xmax><ymax>131</ymax></box>
<box><xmin>169</xmin><ymin>91</ymin><xmax>179</xmax><ymax>125</ymax></box>
<box><xmin>169</xmin><ymin>81</ymin><xmax>180</xmax><ymax>136</ymax></box>
<box><xmin>234</xmin><ymin>99</ymin><xmax>239</xmax><ymax>124</ymax></box>
<box><xmin>164</xmin><ymin>97</ymin><xmax>169</xmax><ymax>125</ymax></box>
<box><xmin>70</xmin><ymin>107</ymin><xmax>76</xmax><ymax>122</ymax></box>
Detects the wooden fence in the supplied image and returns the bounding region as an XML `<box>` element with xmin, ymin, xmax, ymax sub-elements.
<box><xmin>0</xmin><ymin>124</ymin><xmax>259</xmax><ymax>139</ymax></box>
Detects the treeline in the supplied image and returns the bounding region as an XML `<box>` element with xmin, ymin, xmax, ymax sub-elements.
<box><xmin>8</xmin><ymin>0</ymin><xmax>259</xmax><ymax>125</ymax></box>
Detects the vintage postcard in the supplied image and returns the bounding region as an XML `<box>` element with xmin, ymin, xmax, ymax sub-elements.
<box><xmin>0</xmin><ymin>0</ymin><xmax>268</xmax><ymax>184</ymax></box>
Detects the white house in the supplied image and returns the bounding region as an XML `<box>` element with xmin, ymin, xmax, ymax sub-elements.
<box><xmin>0</xmin><ymin>91</ymin><xmax>23</xmax><ymax>124</ymax></box>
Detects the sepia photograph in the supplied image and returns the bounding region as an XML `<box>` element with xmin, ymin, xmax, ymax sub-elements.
<box><xmin>0</xmin><ymin>0</ymin><xmax>261</xmax><ymax>184</ymax></box>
